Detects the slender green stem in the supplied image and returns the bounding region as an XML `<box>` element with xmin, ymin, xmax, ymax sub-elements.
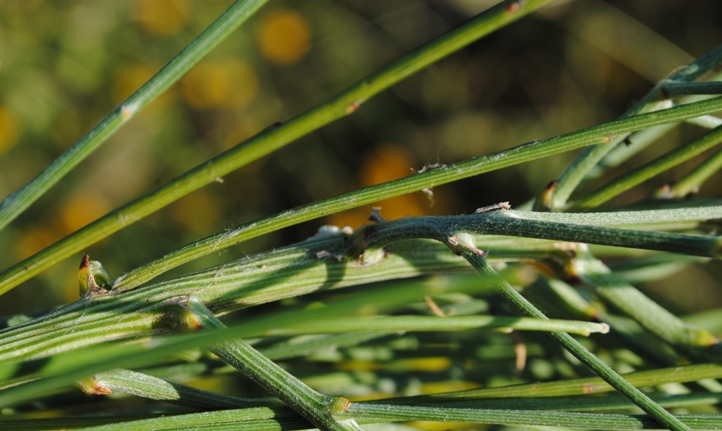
<box><xmin>261</xmin><ymin>315</ymin><xmax>609</xmax><ymax>337</ymax></box>
<box><xmin>0</xmin><ymin>0</ymin><xmax>549</xmax><ymax>297</ymax></box>
<box><xmin>340</xmin><ymin>208</ymin><xmax>722</xmax><ymax>260</ymax></box>
<box><xmin>576</xmin><ymin>253</ymin><xmax>720</xmax><ymax>358</ymax></box>
<box><xmin>181</xmin><ymin>297</ymin><xmax>362</xmax><ymax>431</ymax></box>
<box><xmin>665</xmin><ymin>147</ymin><xmax>722</xmax><ymax>198</ymax></box>
<box><xmin>550</xmin><ymin>43</ymin><xmax>722</xmax><ymax>209</ymax></box>
<box><xmin>346</xmin><ymin>404</ymin><xmax>717</xmax><ymax>430</ymax></box>
<box><xmin>0</xmin><ymin>236</ymin><xmax>475</xmax><ymax>362</ymax></box>
<box><xmin>410</xmin><ymin>363</ymin><xmax>722</xmax><ymax>400</ymax></box>
<box><xmin>458</xmin><ymin>252</ymin><xmax>691</xmax><ymax>431</ymax></box>
<box><xmin>570</xmin><ymin>125</ymin><xmax>722</xmax><ymax>209</ymax></box>
<box><xmin>661</xmin><ymin>81</ymin><xmax>722</xmax><ymax>97</ymax></box>
<box><xmin>75</xmin><ymin>407</ymin><xmax>309</xmax><ymax>431</ymax></box>
<box><xmin>0</xmin><ymin>0</ymin><xmax>269</xmax><ymax>232</ymax></box>
<box><xmin>114</xmin><ymin>97</ymin><xmax>722</xmax><ymax>290</ymax></box>
<box><xmin>95</xmin><ymin>369</ymin><xmax>263</xmax><ymax>410</ymax></box>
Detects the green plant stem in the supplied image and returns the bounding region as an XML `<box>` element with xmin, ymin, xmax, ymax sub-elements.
<box><xmin>346</xmin><ymin>404</ymin><xmax>717</xmax><ymax>430</ymax></box>
<box><xmin>411</xmin><ymin>363</ymin><xmax>722</xmax><ymax>400</ymax></box>
<box><xmin>342</xmin><ymin>209</ymin><xmax>722</xmax><ymax>259</ymax></box>
<box><xmin>113</xmin><ymin>98</ymin><xmax>722</xmax><ymax>291</ymax></box>
<box><xmin>0</xmin><ymin>0</ymin><xmax>268</xmax><ymax>233</ymax></box>
<box><xmin>0</xmin><ymin>0</ymin><xmax>549</xmax><ymax>297</ymax></box>
<box><xmin>76</xmin><ymin>407</ymin><xmax>309</xmax><ymax>431</ymax></box>
<box><xmin>95</xmin><ymin>369</ymin><xmax>262</xmax><ymax>410</ymax></box>
<box><xmin>181</xmin><ymin>296</ymin><xmax>362</xmax><ymax>431</ymax></box>
<box><xmin>458</xmin><ymin>251</ymin><xmax>690</xmax><ymax>431</ymax></box>
<box><xmin>661</xmin><ymin>81</ymin><xmax>722</xmax><ymax>96</ymax></box>
<box><xmin>0</xmin><ymin>235</ymin><xmax>473</xmax><ymax>362</ymax></box>
<box><xmin>550</xmin><ymin>43</ymin><xmax>722</xmax><ymax>209</ymax></box>
<box><xmin>261</xmin><ymin>315</ymin><xmax>609</xmax><ymax>337</ymax></box>
<box><xmin>665</xmin><ymin>147</ymin><xmax>722</xmax><ymax>198</ymax></box>
<box><xmin>576</xmin><ymin>253</ymin><xmax>720</xmax><ymax>358</ymax></box>
<box><xmin>570</xmin><ymin>124</ymin><xmax>722</xmax><ymax>209</ymax></box>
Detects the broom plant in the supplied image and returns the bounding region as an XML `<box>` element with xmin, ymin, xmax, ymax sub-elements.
<box><xmin>1</xmin><ymin>0</ymin><xmax>721</xmax><ymax>430</ymax></box>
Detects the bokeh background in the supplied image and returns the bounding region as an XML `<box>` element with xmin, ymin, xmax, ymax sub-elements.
<box><xmin>0</xmin><ymin>0</ymin><xmax>721</xmax><ymax>314</ymax></box>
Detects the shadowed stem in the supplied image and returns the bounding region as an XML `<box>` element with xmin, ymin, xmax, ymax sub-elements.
<box><xmin>179</xmin><ymin>296</ymin><xmax>363</xmax><ymax>431</ymax></box>
<box><xmin>457</xmin><ymin>250</ymin><xmax>691</xmax><ymax>431</ymax></box>
<box><xmin>0</xmin><ymin>0</ymin><xmax>550</xmax><ymax>297</ymax></box>
<box><xmin>550</xmin><ymin>43</ymin><xmax>722</xmax><ymax>209</ymax></box>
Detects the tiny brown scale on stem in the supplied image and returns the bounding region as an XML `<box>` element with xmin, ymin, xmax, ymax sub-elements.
<box><xmin>505</xmin><ymin>1</ymin><xmax>521</xmax><ymax>13</ymax></box>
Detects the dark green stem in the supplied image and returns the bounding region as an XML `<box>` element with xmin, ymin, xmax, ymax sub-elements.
<box><xmin>458</xmin><ymin>251</ymin><xmax>691</xmax><ymax>431</ymax></box>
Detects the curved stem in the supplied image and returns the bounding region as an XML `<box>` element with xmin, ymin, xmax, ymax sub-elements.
<box><xmin>114</xmin><ymin>97</ymin><xmax>722</xmax><ymax>290</ymax></box>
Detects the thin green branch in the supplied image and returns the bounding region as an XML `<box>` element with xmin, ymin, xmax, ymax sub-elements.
<box><xmin>550</xmin><ymin>43</ymin><xmax>722</xmax><ymax>209</ymax></box>
<box><xmin>0</xmin><ymin>0</ymin><xmax>269</xmax><ymax>232</ymax></box>
<box><xmin>180</xmin><ymin>296</ymin><xmax>362</xmax><ymax>431</ymax></box>
<box><xmin>95</xmin><ymin>369</ymin><xmax>263</xmax><ymax>410</ymax></box>
<box><xmin>114</xmin><ymin>97</ymin><xmax>722</xmax><ymax>291</ymax></box>
<box><xmin>664</xmin><ymin>147</ymin><xmax>722</xmax><ymax>198</ymax></box>
<box><xmin>575</xmin><ymin>253</ymin><xmax>721</xmax><ymax>360</ymax></box>
<box><xmin>76</xmin><ymin>407</ymin><xmax>309</xmax><ymax>431</ymax></box>
<box><xmin>344</xmin><ymin>208</ymin><xmax>722</xmax><ymax>259</ymax></box>
<box><xmin>458</xmin><ymin>251</ymin><xmax>690</xmax><ymax>431</ymax></box>
<box><xmin>409</xmin><ymin>363</ymin><xmax>722</xmax><ymax>400</ymax></box>
<box><xmin>261</xmin><ymin>315</ymin><xmax>609</xmax><ymax>337</ymax></box>
<box><xmin>660</xmin><ymin>81</ymin><xmax>722</xmax><ymax>97</ymax></box>
<box><xmin>0</xmin><ymin>0</ymin><xmax>549</xmax><ymax>297</ymax></box>
<box><xmin>0</xmin><ymin>236</ymin><xmax>472</xmax><ymax>362</ymax></box>
<box><xmin>570</xmin><ymin>125</ymin><xmax>722</xmax><ymax>209</ymax></box>
<box><xmin>346</xmin><ymin>404</ymin><xmax>719</xmax><ymax>430</ymax></box>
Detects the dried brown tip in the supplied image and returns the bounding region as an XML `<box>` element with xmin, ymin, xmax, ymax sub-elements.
<box><xmin>79</xmin><ymin>254</ymin><xmax>90</xmax><ymax>270</ymax></box>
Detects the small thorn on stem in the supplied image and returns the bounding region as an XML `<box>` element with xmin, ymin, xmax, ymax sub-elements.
<box><xmin>369</xmin><ymin>207</ymin><xmax>386</xmax><ymax>223</ymax></box>
<box><xmin>505</xmin><ymin>1</ymin><xmax>522</xmax><ymax>13</ymax></box>
<box><xmin>425</xmin><ymin>295</ymin><xmax>447</xmax><ymax>318</ymax></box>
<box><xmin>446</xmin><ymin>235</ymin><xmax>488</xmax><ymax>257</ymax></box>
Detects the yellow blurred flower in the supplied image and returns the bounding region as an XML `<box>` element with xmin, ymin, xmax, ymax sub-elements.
<box><xmin>180</xmin><ymin>59</ymin><xmax>258</xmax><ymax>110</ymax></box>
<box><xmin>0</xmin><ymin>106</ymin><xmax>19</xmax><ymax>155</ymax></box>
<box><xmin>16</xmin><ymin>226</ymin><xmax>60</xmax><ymax>261</ymax></box>
<box><xmin>255</xmin><ymin>9</ymin><xmax>311</xmax><ymax>65</ymax></box>
<box><xmin>137</xmin><ymin>0</ymin><xmax>189</xmax><ymax>36</ymax></box>
<box><xmin>59</xmin><ymin>192</ymin><xmax>112</xmax><ymax>234</ymax></box>
<box><xmin>169</xmin><ymin>190</ymin><xmax>220</xmax><ymax>235</ymax></box>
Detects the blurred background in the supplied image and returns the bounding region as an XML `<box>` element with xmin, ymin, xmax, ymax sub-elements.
<box><xmin>0</xmin><ymin>0</ymin><xmax>721</xmax><ymax>313</ymax></box>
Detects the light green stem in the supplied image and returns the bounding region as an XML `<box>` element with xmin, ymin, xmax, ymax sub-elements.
<box><xmin>181</xmin><ymin>297</ymin><xmax>362</xmax><ymax>431</ymax></box>
<box><xmin>0</xmin><ymin>0</ymin><xmax>549</xmax><ymax>297</ymax></box>
<box><xmin>665</xmin><ymin>146</ymin><xmax>722</xmax><ymax>198</ymax></box>
<box><xmin>576</xmin><ymin>253</ymin><xmax>720</xmax><ymax>358</ymax></box>
<box><xmin>0</xmin><ymin>0</ymin><xmax>268</xmax><ymax>232</ymax></box>
<box><xmin>262</xmin><ymin>315</ymin><xmax>609</xmax><ymax>337</ymax></box>
<box><xmin>570</xmin><ymin>124</ymin><xmax>722</xmax><ymax>209</ymax></box>
<box><xmin>114</xmin><ymin>98</ymin><xmax>722</xmax><ymax>290</ymax></box>
<box><xmin>550</xmin><ymin>43</ymin><xmax>722</xmax><ymax>209</ymax></box>
<box><xmin>458</xmin><ymin>251</ymin><xmax>691</xmax><ymax>431</ymax></box>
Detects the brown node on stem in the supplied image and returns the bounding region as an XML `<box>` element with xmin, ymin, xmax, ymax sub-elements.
<box><xmin>505</xmin><ymin>1</ymin><xmax>522</xmax><ymax>14</ymax></box>
<box><xmin>77</xmin><ymin>376</ymin><xmax>113</xmax><ymax>395</ymax></box>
